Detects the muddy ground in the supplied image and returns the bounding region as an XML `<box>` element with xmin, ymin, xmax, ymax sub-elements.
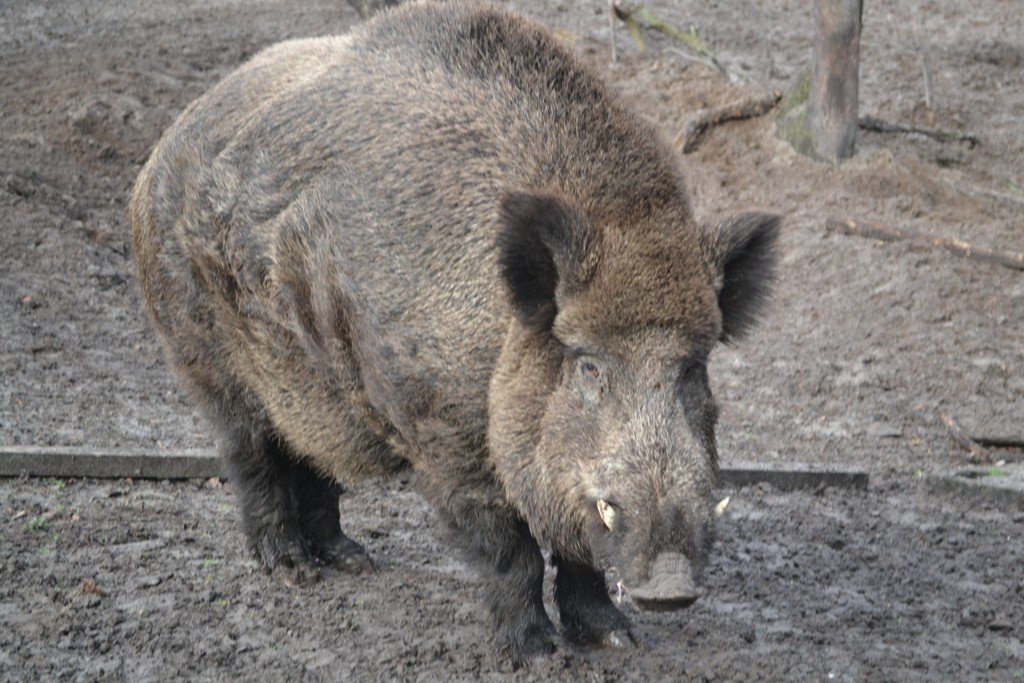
<box><xmin>2</xmin><ymin>476</ymin><xmax>1022</xmax><ymax>681</ymax></box>
<box><xmin>1</xmin><ymin>0</ymin><xmax>1022</xmax><ymax>679</ymax></box>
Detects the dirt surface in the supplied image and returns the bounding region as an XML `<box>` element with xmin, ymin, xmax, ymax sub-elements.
<box><xmin>1</xmin><ymin>0</ymin><xmax>1023</xmax><ymax>679</ymax></box>
<box><xmin>2</xmin><ymin>476</ymin><xmax>1022</xmax><ymax>681</ymax></box>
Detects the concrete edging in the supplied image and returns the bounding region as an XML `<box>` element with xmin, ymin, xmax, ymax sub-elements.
<box><xmin>927</xmin><ymin>472</ymin><xmax>1024</xmax><ymax>510</ymax></box>
<box><xmin>0</xmin><ymin>446</ymin><xmax>221</xmax><ymax>480</ymax></box>
<box><xmin>719</xmin><ymin>462</ymin><xmax>868</xmax><ymax>491</ymax></box>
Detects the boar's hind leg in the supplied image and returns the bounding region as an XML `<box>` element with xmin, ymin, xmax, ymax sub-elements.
<box><xmin>554</xmin><ymin>556</ymin><xmax>635</xmax><ymax>649</ymax></box>
<box><xmin>225</xmin><ymin>427</ymin><xmax>373</xmax><ymax>578</ymax></box>
<box><xmin>290</xmin><ymin>461</ymin><xmax>374</xmax><ymax>575</ymax></box>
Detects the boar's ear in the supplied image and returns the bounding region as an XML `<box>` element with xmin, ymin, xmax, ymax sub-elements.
<box><xmin>706</xmin><ymin>212</ymin><xmax>781</xmax><ymax>342</ymax></box>
<box><xmin>497</xmin><ymin>190</ymin><xmax>597</xmax><ymax>331</ymax></box>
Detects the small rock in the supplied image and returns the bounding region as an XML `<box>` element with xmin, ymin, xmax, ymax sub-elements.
<box><xmin>93</xmin><ymin>270</ymin><xmax>127</xmax><ymax>289</ymax></box>
<box><xmin>137</xmin><ymin>575</ymin><xmax>162</xmax><ymax>589</ymax></box>
<box><xmin>5</xmin><ymin>174</ymin><xmax>33</xmax><ymax>197</ymax></box>
<box><xmin>867</xmin><ymin>423</ymin><xmax>903</xmax><ymax>438</ymax></box>
<box><xmin>960</xmin><ymin>608</ymin><xmax>985</xmax><ymax>628</ymax></box>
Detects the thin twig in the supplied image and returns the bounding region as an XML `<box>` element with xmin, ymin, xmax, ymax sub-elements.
<box><xmin>608</xmin><ymin>0</ymin><xmax>618</xmax><ymax>64</ymax></box>
<box><xmin>826</xmin><ymin>216</ymin><xmax>1024</xmax><ymax>272</ymax></box>
<box><xmin>947</xmin><ymin>179</ymin><xmax>1024</xmax><ymax>210</ymax></box>
<box><xmin>663</xmin><ymin>47</ymin><xmax>721</xmax><ymax>74</ymax></box>
<box><xmin>612</xmin><ymin>4</ymin><xmax>727</xmax><ymax>76</ymax></box>
<box><xmin>618</xmin><ymin>8</ymin><xmax>645</xmax><ymax>52</ymax></box>
<box><xmin>674</xmin><ymin>91</ymin><xmax>782</xmax><ymax>153</ymax></box>
<box><xmin>920</xmin><ymin>56</ymin><xmax>933</xmax><ymax>110</ymax></box>
<box><xmin>940</xmin><ymin>413</ymin><xmax>992</xmax><ymax>464</ymax></box>
<box><xmin>893</xmin><ymin>156</ymin><xmax>1024</xmax><ymax>211</ymax></box>
<box><xmin>859</xmin><ymin>115</ymin><xmax>979</xmax><ymax>147</ymax></box>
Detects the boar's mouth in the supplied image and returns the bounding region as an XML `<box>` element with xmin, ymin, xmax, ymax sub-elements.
<box><xmin>625</xmin><ymin>552</ymin><xmax>702</xmax><ymax>612</ymax></box>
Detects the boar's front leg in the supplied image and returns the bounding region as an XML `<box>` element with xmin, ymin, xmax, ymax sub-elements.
<box><xmin>427</xmin><ymin>478</ymin><xmax>554</xmax><ymax>664</ymax></box>
<box><xmin>554</xmin><ymin>555</ymin><xmax>635</xmax><ymax>648</ymax></box>
<box><xmin>461</xmin><ymin>513</ymin><xmax>554</xmax><ymax>663</ymax></box>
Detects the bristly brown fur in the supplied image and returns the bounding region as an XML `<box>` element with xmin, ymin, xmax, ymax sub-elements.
<box><xmin>130</xmin><ymin>0</ymin><xmax>779</xmax><ymax>663</ymax></box>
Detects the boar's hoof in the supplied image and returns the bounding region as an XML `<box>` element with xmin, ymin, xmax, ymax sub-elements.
<box><xmin>563</xmin><ymin>602</ymin><xmax>636</xmax><ymax>650</ymax></box>
<box><xmin>602</xmin><ymin>628</ymin><xmax>637</xmax><ymax>650</ymax></box>
<box><xmin>251</xmin><ymin>525</ymin><xmax>373</xmax><ymax>582</ymax></box>
<box><xmin>313</xmin><ymin>535</ymin><xmax>375</xmax><ymax>577</ymax></box>
<box><xmin>279</xmin><ymin>564</ymin><xmax>323</xmax><ymax>588</ymax></box>
<box><xmin>252</xmin><ymin>528</ymin><xmax>308</xmax><ymax>572</ymax></box>
<box><xmin>494</xmin><ymin>619</ymin><xmax>557</xmax><ymax>668</ymax></box>
<box><xmin>251</xmin><ymin>533</ymin><xmax>321</xmax><ymax>586</ymax></box>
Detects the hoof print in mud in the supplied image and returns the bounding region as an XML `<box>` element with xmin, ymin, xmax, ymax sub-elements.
<box><xmin>130</xmin><ymin>0</ymin><xmax>777</xmax><ymax>655</ymax></box>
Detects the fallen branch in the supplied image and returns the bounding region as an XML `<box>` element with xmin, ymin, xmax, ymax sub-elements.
<box><xmin>616</xmin><ymin>6</ymin><xmax>645</xmax><ymax>53</ymax></box>
<box><xmin>612</xmin><ymin>5</ymin><xmax>726</xmax><ymax>76</ymax></box>
<box><xmin>859</xmin><ymin>115</ymin><xmax>980</xmax><ymax>148</ymax></box>
<box><xmin>674</xmin><ymin>91</ymin><xmax>782</xmax><ymax>153</ymax></box>
<box><xmin>826</xmin><ymin>216</ymin><xmax>1024</xmax><ymax>272</ymax></box>
<box><xmin>970</xmin><ymin>434</ymin><xmax>1024</xmax><ymax>450</ymax></box>
<box><xmin>940</xmin><ymin>413</ymin><xmax>991</xmax><ymax>464</ymax></box>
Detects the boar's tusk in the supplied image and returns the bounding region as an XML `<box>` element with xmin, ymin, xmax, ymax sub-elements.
<box><xmin>597</xmin><ymin>499</ymin><xmax>617</xmax><ymax>531</ymax></box>
<box><xmin>715</xmin><ymin>496</ymin><xmax>731</xmax><ymax>518</ymax></box>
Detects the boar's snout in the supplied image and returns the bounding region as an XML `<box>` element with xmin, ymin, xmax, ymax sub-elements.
<box><xmin>627</xmin><ymin>552</ymin><xmax>702</xmax><ymax>612</ymax></box>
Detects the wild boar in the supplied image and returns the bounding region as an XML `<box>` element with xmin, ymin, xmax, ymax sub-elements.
<box><xmin>129</xmin><ymin>0</ymin><xmax>779</xmax><ymax>663</ymax></box>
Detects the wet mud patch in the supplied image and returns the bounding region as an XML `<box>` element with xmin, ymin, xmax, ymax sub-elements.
<box><xmin>2</xmin><ymin>477</ymin><xmax>1021</xmax><ymax>680</ymax></box>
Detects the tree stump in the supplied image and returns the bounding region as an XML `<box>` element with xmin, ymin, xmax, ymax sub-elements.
<box><xmin>808</xmin><ymin>0</ymin><xmax>863</xmax><ymax>160</ymax></box>
<box><xmin>778</xmin><ymin>0</ymin><xmax>863</xmax><ymax>162</ymax></box>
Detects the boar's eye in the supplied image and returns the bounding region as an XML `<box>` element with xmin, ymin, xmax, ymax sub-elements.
<box><xmin>575</xmin><ymin>356</ymin><xmax>606</xmax><ymax>402</ymax></box>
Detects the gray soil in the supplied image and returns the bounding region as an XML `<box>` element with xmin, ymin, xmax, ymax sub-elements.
<box><xmin>1</xmin><ymin>0</ymin><xmax>1022</xmax><ymax>679</ymax></box>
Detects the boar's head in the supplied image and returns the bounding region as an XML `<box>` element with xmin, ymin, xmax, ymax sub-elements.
<box><xmin>489</xmin><ymin>189</ymin><xmax>778</xmax><ymax>611</ymax></box>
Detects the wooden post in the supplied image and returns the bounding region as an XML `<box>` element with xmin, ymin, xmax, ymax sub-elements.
<box><xmin>807</xmin><ymin>0</ymin><xmax>863</xmax><ymax>161</ymax></box>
